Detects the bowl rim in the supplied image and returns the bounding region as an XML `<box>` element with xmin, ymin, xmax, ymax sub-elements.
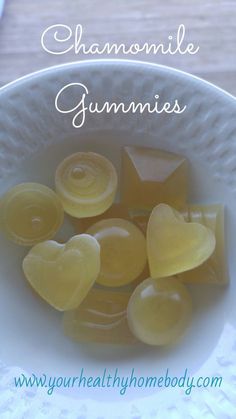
<box><xmin>0</xmin><ymin>58</ymin><xmax>235</xmax><ymax>103</ymax></box>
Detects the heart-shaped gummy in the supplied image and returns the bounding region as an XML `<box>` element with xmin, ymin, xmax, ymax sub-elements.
<box><xmin>23</xmin><ymin>234</ymin><xmax>100</xmax><ymax>311</ymax></box>
<box><xmin>147</xmin><ymin>204</ymin><xmax>216</xmax><ymax>278</ymax></box>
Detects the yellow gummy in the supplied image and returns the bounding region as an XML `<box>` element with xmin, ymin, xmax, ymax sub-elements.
<box><xmin>55</xmin><ymin>152</ymin><xmax>118</xmax><ymax>218</ymax></box>
<box><xmin>86</xmin><ymin>218</ymin><xmax>147</xmax><ymax>287</ymax></box>
<box><xmin>0</xmin><ymin>183</ymin><xmax>64</xmax><ymax>246</ymax></box>
<box><xmin>147</xmin><ymin>204</ymin><xmax>216</xmax><ymax>278</ymax></box>
<box><xmin>71</xmin><ymin>203</ymin><xmax>130</xmax><ymax>233</ymax></box>
<box><xmin>63</xmin><ymin>288</ymin><xmax>137</xmax><ymax>344</ymax></box>
<box><xmin>72</xmin><ymin>203</ymin><xmax>150</xmax><ymax>236</ymax></box>
<box><xmin>22</xmin><ymin>234</ymin><xmax>100</xmax><ymax>311</ymax></box>
<box><xmin>127</xmin><ymin>277</ymin><xmax>192</xmax><ymax>346</ymax></box>
<box><xmin>178</xmin><ymin>205</ymin><xmax>228</xmax><ymax>285</ymax></box>
<box><xmin>121</xmin><ymin>146</ymin><xmax>188</xmax><ymax>210</ymax></box>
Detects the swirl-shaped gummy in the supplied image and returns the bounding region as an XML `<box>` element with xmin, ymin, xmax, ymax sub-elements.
<box><xmin>55</xmin><ymin>152</ymin><xmax>118</xmax><ymax>218</ymax></box>
<box><xmin>0</xmin><ymin>183</ymin><xmax>64</xmax><ymax>246</ymax></box>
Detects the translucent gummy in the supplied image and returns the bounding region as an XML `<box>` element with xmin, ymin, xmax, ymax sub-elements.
<box><xmin>0</xmin><ymin>183</ymin><xmax>64</xmax><ymax>246</ymax></box>
<box><xmin>86</xmin><ymin>218</ymin><xmax>147</xmax><ymax>287</ymax></box>
<box><xmin>147</xmin><ymin>204</ymin><xmax>216</xmax><ymax>278</ymax></box>
<box><xmin>127</xmin><ymin>277</ymin><xmax>192</xmax><ymax>346</ymax></box>
<box><xmin>178</xmin><ymin>205</ymin><xmax>228</xmax><ymax>285</ymax></box>
<box><xmin>23</xmin><ymin>234</ymin><xmax>100</xmax><ymax>310</ymax></box>
<box><xmin>121</xmin><ymin>146</ymin><xmax>188</xmax><ymax>210</ymax></box>
<box><xmin>63</xmin><ymin>288</ymin><xmax>137</xmax><ymax>344</ymax></box>
<box><xmin>55</xmin><ymin>152</ymin><xmax>118</xmax><ymax>218</ymax></box>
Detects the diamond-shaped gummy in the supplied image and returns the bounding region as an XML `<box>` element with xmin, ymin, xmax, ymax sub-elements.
<box><xmin>121</xmin><ymin>146</ymin><xmax>188</xmax><ymax>210</ymax></box>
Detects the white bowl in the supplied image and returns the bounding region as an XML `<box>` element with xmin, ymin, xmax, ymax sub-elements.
<box><xmin>0</xmin><ymin>60</ymin><xmax>235</xmax><ymax>418</ymax></box>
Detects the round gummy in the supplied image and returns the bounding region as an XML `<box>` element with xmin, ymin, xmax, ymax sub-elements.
<box><xmin>86</xmin><ymin>218</ymin><xmax>147</xmax><ymax>287</ymax></box>
<box><xmin>127</xmin><ymin>277</ymin><xmax>192</xmax><ymax>345</ymax></box>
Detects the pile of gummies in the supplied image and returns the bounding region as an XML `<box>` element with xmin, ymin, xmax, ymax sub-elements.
<box><xmin>0</xmin><ymin>146</ymin><xmax>228</xmax><ymax>346</ymax></box>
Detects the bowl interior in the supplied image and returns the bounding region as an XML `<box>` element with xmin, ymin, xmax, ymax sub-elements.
<box><xmin>0</xmin><ymin>61</ymin><xmax>235</xmax><ymax>402</ymax></box>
